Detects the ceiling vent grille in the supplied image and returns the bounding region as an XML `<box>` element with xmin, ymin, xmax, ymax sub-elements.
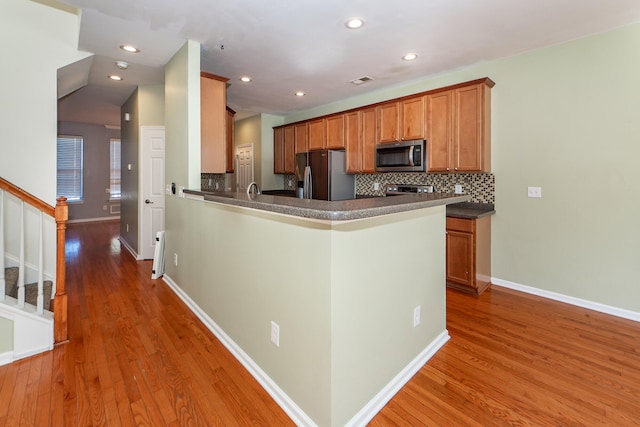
<box><xmin>350</xmin><ymin>76</ymin><xmax>374</xmax><ymax>85</ymax></box>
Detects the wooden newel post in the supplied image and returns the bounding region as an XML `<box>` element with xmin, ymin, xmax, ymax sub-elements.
<box><xmin>54</xmin><ymin>197</ymin><xmax>68</xmax><ymax>344</ymax></box>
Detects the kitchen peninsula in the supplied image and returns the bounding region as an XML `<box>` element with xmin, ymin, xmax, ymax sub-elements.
<box><xmin>171</xmin><ymin>190</ymin><xmax>468</xmax><ymax>426</ymax></box>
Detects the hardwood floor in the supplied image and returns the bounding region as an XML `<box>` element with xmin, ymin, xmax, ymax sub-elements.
<box><xmin>1</xmin><ymin>220</ymin><xmax>639</xmax><ymax>426</ymax></box>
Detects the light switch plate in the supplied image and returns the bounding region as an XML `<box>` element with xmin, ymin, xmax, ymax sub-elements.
<box><xmin>454</xmin><ymin>185</ymin><xmax>463</xmax><ymax>194</ymax></box>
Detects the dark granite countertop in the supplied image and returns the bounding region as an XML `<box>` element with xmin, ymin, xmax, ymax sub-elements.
<box><xmin>185</xmin><ymin>189</ymin><xmax>471</xmax><ymax>222</ymax></box>
<box><xmin>446</xmin><ymin>202</ymin><xmax>495</xmax><ymax>219</ymax></box>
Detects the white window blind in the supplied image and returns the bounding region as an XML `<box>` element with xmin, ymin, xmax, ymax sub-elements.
<box><xmin>57</xmin><ymin>135</ymin><xmax>83</xmax><ymax>202</ymax></box>
<box><xmin>110</xmin><ymin>139</ymin><xmax>121</xmax><ymax>199</ymax></box>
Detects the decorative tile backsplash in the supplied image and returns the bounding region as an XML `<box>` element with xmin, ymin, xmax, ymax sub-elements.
<box><xmin>203</xmin><ymin>171</ymin><xmax>495</xmax><ymax>204</ymax></box>
<box><xmin>356</xmin><ymin>172</ymin><xmax>495</xmax><ymax>204</ymax></box>
<box><xmin>201</xmin><ymin>173</ymin><xmax>226</xmax><ymax>191</ymax></box>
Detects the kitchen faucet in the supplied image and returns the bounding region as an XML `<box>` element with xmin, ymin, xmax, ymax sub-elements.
<box><xmin>246</xmin><ymin>181</ymin><xmax>261</xmax><ymax>195</ymax></box>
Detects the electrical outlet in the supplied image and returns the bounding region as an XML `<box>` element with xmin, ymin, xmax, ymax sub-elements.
<box><xmin>208</xmin><ymin>178</ymin><xmax>212</xmax><ymax>186</ymax></box>
<box><xmin>103</xmin><ymin>205</ymin><xmax>107</xmax><ymax>211</ymax></box>
<box><xmin>454</xmin><ymin>185</ymin><xmax>463</xmax><ymax>194</ymax></box>
<box><xmin>215</xmin><ymin>182</ymin><xmax>219</xmax><ymax>190</ymax></box>
<box><xmin>270</xmin><ymin>321</ymin><xmax>280</xmax><ymax>347</ymax></box>
<box><xmin>178</xmin><ymin>186</ymin><xmax>185</xmax><ymax>198</ymax></box>
<box><xmin>373</xmin><ymin>182</ymin><xmax>380</xmax><ymax>191</ymax></box>
<box><xmin>527</xmin><ymin>186</ymin><xmax>542</xmax><ymax>198</ymax></box>
<box><xmin>288</xmin><ymin>178</ymin><xmax>293</xmax><ymax>186</ymax></box>
<box><xmin>413</xmin><ymin>306</ymin><xmax>421</xmax><ymax>327</ymax></box>
<box><xmin>173</xmin><ymin>253</ymin><xmax>178</xmax><ymax>266</ymax></box>
<box><xmin>166</xmin><ymin>184</ymin><xmax>171</xmax><ymax>195</ymax></box>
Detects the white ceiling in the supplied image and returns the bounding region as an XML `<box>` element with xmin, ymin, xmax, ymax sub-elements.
<box><xmin>55</xmin><ymin>0</ymin><xmax>640</xmax><ymax>126</ymax></box>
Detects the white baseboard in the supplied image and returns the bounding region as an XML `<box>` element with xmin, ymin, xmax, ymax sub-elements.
<box><xmin>345</xmin><ymin>330</ymin><xmax>450</xmax><ymax>427</ymax></box>
<box><xmin>119</xmin><ymin>237</ymin><xmax>142</xmax><ymax>260</ymax></box>
<box><xmin>162</xmin><ymin>275</ymin><xmax>318</xmax><ymax>427</ymax></box>
<box><xmin>492</xmin><ymin>278</ymin><xmax>640</xmax><ymax>323</ymax></box>
<box><xmin>0</xmin><ymin>351</ymin><xmax>13</xmax><ymax>366</ymax></box>
<box><xmin>67</xmin><ymin>216</ymin><xmax>120</xmax><ymax>224</ymax></box>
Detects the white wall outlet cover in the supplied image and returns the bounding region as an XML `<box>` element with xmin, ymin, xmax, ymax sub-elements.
<box><xmin>527</xmin><ymin>186</ymin><xmax>542</xmax><ymax>198</ymax></box>
<box><xmin>373</xmin><ymin>182</ymin><xmax>380</xmax><ymax>191</ymax></box>
<box><xmin>454</xmin><ymin>184</ymin><xmax>463</xmax><ymax>194</ymax></box>
<box><xmin>413</xmin><ymin>305</ymin><xmax>421</xmax><ymax>327</ymax></box>
<box><xmin>165</xmin><ymin>184</ymin><xmax>171</xmax><ymax>195</ymax></box>
<box><xmin>270</xmin><ymin>321</ymin><xmax>280</xmax><ymax>347</ymax></box>
<box><xmin>178</xmin><ymin>186</ymin><xmax>185</xmax><ymax>198</ymax></box>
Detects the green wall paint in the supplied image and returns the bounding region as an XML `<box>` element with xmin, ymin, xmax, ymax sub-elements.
<box><xmin>280</xmin><ymin>24</ymin><xmax>640</xmax><ymax>313</ymax></box>
<box><xmin>0</xmin><ymin>317</ymin><xmax>13</xmax><ymax>354</ymax></box>
<box><xmin>166</xmin><ymin>199</ymin><xmax>446</xmax><ymax>426</ymax></box>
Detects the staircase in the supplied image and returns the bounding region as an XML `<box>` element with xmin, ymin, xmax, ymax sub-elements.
<box><xmin>0</xmin><ymin>177</ymin><xmax>68</xmax><ymax>365</ymax></box>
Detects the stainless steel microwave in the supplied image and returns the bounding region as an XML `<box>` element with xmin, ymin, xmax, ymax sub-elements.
<box><xmin>375</xmin><ymin>139</ymin><xmax>426</xmax><ymax>172</ymax></box>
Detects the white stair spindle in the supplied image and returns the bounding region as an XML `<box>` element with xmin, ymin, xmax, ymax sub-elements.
<box><xmin>0</xmin><ymin>190</ymin><xmax>4</xmax><ymax>302</ymax></box>
<box><xmin>37</xmin><ymin>211</ymin><xmax>44</xmax><ymax>314</ymax></box>
<box><xmin>17</xmin><ymin>200</ymin><xmax>25</xmax><ymax>307</ymax></box>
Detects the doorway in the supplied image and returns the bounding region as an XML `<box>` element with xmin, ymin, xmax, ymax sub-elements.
<box><xmin>236</xmin><ymin>144</ymin><xmax>254</xmax><ymax>191</ymax></box>
<box><xmin>140</xmin><ymin>126</ymin><xmax>165</xmax><ymax>260</ymax></box>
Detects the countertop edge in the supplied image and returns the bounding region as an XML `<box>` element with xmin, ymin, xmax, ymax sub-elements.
<box><xmin>184</xmin><ymin>189</ymin><xmax>471</xmax><ymax>221</ymax></box>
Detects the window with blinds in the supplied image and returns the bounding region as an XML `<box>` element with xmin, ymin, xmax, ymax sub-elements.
<box><xmin>110</xmin><ymin>139</ymin><xmax>121</xmax><ymax>200</ymax></box>
<box><xmin>56</xmin><ymin>135</ymin><xmax>84</xmax><ymax>202</ymax></box>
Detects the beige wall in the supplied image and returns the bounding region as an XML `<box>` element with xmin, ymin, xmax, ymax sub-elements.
<box><xmin>120</xmin><ymin>89</ymin><xmax>141</xmax><ymax>251</ymax></box>
<box><xmin>0</xmin><ymin>0</ymin><xmax>89</xmax><ymax>347</ymax></box>
<box><xmin>0</xmin><ymin>317</ymin><xmax>13</xmax><ymax>354</ymax></box>
<box><xmin>283</xmin><ymin>24</ymin><xmax>640</xmax><ymax>313</ymax></box>
<box><xmin>0</xmin><ymin>0</ymin><xmax>90</xmax><ymax>203</ymax></box>
<box><xmin>166</xmin><ymin>198</ymin><xmax>446</xmax><ymax>426</ymax></box>
<box><xmin>119</xmin><ymin>85</ymin><xmax>166</xmax><ymax>254</ymax></box>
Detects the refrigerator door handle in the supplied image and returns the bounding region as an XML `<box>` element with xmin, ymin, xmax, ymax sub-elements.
<box><xmin>304</xmin><ymin>166</ymin><xmax>313</xmax><ymax>199</ymax></box>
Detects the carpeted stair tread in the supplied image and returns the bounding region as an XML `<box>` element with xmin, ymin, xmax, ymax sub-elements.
<box><xmin>4</xmin><ymin>267</ymin><xmax>53</xmax><ymax>311</ymax></box>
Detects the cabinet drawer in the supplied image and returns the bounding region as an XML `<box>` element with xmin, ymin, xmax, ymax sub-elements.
<box><xmin>446</xmin><ymin>217</ymin><xmax>474</xmax><ymax>233</ymax></box>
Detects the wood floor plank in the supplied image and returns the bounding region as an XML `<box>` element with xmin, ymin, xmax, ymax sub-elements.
<box><xmin>1</xmin><ymin>220</ymin><xmax>639</xmax><ymax>426</ymax></box>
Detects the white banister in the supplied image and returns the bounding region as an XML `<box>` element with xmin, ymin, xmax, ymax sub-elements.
<box><xmin>17</xmin><ymin>200</ymin><xmax>25</xmax><ymax>308</ymax></box>
<box><xmin>0</xmin><ymin>190</ymin><xmax>4</xmax><ymax>302</ymax></box>
<box><xmin>37</xmin><ymin>211</ymin><xmax>44</xmax><ymax>314</ymax></box>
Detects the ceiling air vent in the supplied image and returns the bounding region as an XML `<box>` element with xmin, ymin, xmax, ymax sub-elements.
<box><xmin>350</xmin><ymin>76</ymin><xmax>374</xmax><ymax>85</ymax></box>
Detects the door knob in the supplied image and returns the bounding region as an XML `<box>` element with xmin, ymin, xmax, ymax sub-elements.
<box><xmin>145</xmin><ymin>199</ymin><xmax>153</xmax><ymax>204</ymax></box>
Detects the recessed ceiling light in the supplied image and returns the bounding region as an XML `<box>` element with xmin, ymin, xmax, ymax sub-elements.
<box><xmin>115</xmin><ymin>61</ymin><xmax>129</xmax><ymax>70</ymax></box>
<box><xmin>295</xmin><ymin>91</ymin><xmax>306</xmax><ymax>97</ymax></box>
<box><xmin>402</xmin><ymin>53</ymin><xmax>418</xmax><ymax>61</ymax></box>
<box><xmin>108</xmin><ymin>75</ymin><xmax>123</xmax><ymax>81</ymax></box>
<box><xmin>240</xmin><ymin>76</ymin><xmax>252</xmax><ymax>83</ymax></box>
<box><xmin>345</xmin><ymin>18</ymin><xmax>364</xmax><ymax>29</ymax></box>
<box><xmin>120</xmin><ymin>45</ymin><xmax>140</xmax><ymax>53</ymax></box>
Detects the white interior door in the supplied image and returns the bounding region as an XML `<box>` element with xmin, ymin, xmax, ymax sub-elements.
<box><xmin>140</xmin><ymin>126</ymin><xmax>165</xmax><ymax>260</ymax></box>
<box><xmin>236</xmin><ymin>144</ymin><xmax>254</xmax><ymax>191</ymax></box>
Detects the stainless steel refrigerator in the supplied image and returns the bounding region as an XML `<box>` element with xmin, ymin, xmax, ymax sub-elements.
<box><xmin>295</xmin><ymin>150</ymin><xmax>355</xmax><ymax>201</ymax></box>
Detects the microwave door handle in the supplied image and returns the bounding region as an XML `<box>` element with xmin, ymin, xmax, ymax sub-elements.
<box><xmin>408</xmin><ymin>145</ymin><xmax>415</xmax><ymax>166</ymax></box>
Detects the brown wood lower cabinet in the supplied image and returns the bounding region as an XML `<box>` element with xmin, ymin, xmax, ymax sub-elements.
<box><xmin>446</xmin><ymin>216</ymin><xmax>491</xmax><ymax>295</ymax></box>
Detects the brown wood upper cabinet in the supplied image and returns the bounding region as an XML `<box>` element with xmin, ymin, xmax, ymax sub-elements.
<box><xmin>346</xmin><ymin>108</ymin><xmax>376</xmax><ymax>173</ymax></box>
<box><xmin>308</xmin><ymin>115</ymin><xmax>346</xmax><ymax>151</ymax></box>
<box><xmin>307</xmin><ymin>118</ymin><xmax>325</xmax><ymax>151</ymax></box>
<box><xmin>225</xmin><ymin>107</ymin><xmax>235</xmax><ymax>173</ymax></box>
<box><xmin>294</xmin><ymin>122</ymin><xmax>308</xmax><ymax>154</ymax></box>
<box><xmin>201</xmin><ymin>72</ymin><xmax>229</xmax><ymax>174</ymax></box>
<box><xmin>401</xmin><ymin>96</ymin><xmax>425</xmax><ymax>140</ymax></box>
<box><xmin>378</xmin><ymin>96</ymin><xmax>425</xmax><ymax>143</ymax></box>
<box><xmin>325</xmin><ymin>115</ymin><xmax>345</xmax><ymax>149</ymax></box>
<box><xmin>377</xmin><ymin>101</ymin><xmax>400</xmax><ymax>143</ymax></box>
<box><xmin>274</xmin><ymin>126</ymin><xmax>295</xmax><ymax>174</ymax></box>
<box><xmin>427</xmin><ymin>81</ymin><xmax>492</xmax><ymax>172</ymax></box>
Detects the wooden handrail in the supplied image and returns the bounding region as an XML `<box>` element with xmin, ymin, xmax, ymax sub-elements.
<box><xmin>0</xmin><ymin>177</ymin><xmax>68</xmax><ymax>344</ymax></box>
<box><xmin>0</xmin><ymin>177</ymin><xmax>55</xmax><ymax>217</ymax></box>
